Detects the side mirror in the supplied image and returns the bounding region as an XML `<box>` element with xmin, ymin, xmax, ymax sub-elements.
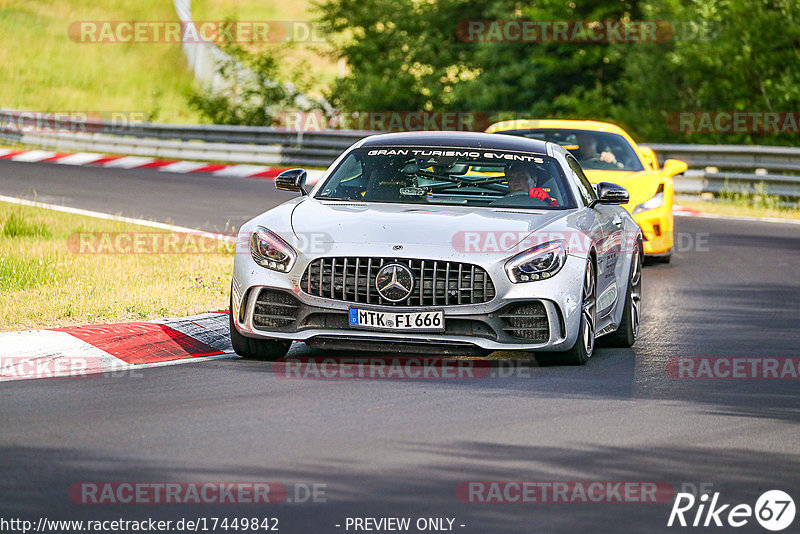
<box><xmin>275</xmin><ymin>169</ymin><xmax>308</xmax><ymax>195</ymax></box>
<box><xmin>591</xmin><ymin>182</ymin><xmax>629</xmax><ymax>207</ymax></box>
<box><xmin>663</xmin><ymin>159</ymin><xmax>688</xmax><ymax>177</ymax></box>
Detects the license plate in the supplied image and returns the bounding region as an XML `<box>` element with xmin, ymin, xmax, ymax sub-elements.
<box><xmin>349</xmin><ymin>308</ymin><xmax>445</xmax><ymax>332</ymax></box>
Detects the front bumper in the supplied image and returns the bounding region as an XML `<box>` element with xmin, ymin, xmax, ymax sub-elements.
<box><xmin>231</xmin><ymin>252</ymin><xmax>587</xmax><ymax>353</ymax></box>
<box><xmin>631</xmin><ymin>205</ymin><xmax>673</xmax><ymax>255</ymax></box>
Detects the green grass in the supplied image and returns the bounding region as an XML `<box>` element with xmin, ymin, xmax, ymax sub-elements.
<box><xmin>0</xmin><ymin>0</ymin><xmax>202</xmax><ymax>123</ymax></box>
<box><xmin>678</xmin><ymin>184</ymin><xmax>800</xmax><ymax>220</ymax></box>
<box><xmin>1</xmin><ymin>212</ymin><xmax>50</xmax><ymax>238</ymax></box>
<box><xmin>0</xmin><ymin>202</ymin><xmax>234</xmax><ymax>331</ymax></box>
<box><xmin>0</xmin><ymin>0</ymin><xmax>336</xmax><ymax>123</ymax></box>
<box><xmin>0</xmin><ymin>253</ymin><xmax>64</xmax><ymax>292</ymax></box>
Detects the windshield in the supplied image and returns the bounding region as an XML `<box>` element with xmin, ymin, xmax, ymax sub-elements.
<box><xmin>497</xmin><ymin>129</ymin><xmax>645</xmax><ymax>171</ymax></box>
<box><xmin>314</xmin><ymin>146</ymin><xmax>576</xmax><ymax>209</ymax></box>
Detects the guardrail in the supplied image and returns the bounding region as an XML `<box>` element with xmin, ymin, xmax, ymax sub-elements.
<box><xmin>11</xmin><ymin>130</ymin><xmax>361</xmax><ymax>168</ymax></box>
<box><xmin>647</xmin><ymin>143</ymin><xmax>800</xmax><ymax>198</ymax></box>
<box><xmin>0</xmin><ymin>111</ymin><xmax>367</xmax><ymax>168</ymax></box>
<box><xmin>2</xmin><ymin>111</ymin><xmax>798</xmax><ymax>198</ymax></box>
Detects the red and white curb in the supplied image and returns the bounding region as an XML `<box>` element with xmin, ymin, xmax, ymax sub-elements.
<box><xmin>673</xmin><ymin>204</ymin><xmax>703</xmax><ymax>216</ymax></box>
<box><xmin>0</xmin><ymin>312</ymin><xmax>238</xmax><ymax>382</ymax></box>
<box><xmin>0</xmin><ymin>148</ymin><xmax>325</xmax><ymax>183</ymax></box>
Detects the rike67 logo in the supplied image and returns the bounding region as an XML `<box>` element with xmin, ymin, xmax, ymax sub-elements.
<box><xmin>668</xmin><ymin>490</ymin><xmax>795</xmax><ymax>531</ymax></box>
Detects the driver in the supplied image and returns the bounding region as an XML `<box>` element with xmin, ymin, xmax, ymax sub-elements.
<box><xmin>574</xmin><ymin>132</ymin><xmax>622</xmax><ymax>167</ymax></box>
<box><xmin>504</xmin><ymin>162</ymin><xmax>558</xmax><ymax>206</ymax></box>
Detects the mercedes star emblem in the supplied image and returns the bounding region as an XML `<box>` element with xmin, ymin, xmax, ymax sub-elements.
<box><xmin>375</xmin><ymin>263</ymin><xmax>414</xmax><ymax>302</ymax></box>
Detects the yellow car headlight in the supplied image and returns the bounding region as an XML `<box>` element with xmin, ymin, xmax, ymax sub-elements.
<box><xmin>633</xmin><ymin>184</ymin><xmax>664</xmax><ymax>214</ymax></box>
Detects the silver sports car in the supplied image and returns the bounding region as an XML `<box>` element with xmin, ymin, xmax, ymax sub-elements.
<box><xmin>230</xmin><ymin>131</ymin><xmax>643</xmax><ymax>365</ymax></box>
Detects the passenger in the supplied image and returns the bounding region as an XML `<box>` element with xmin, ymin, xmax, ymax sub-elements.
<box><xmin>363</xmin><ymin>161</ymin><xmax>411</xmax><ymax>202</ymax></box>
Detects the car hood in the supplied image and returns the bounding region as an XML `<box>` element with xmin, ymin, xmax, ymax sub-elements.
<box><xmin>584</xmin><ymin>169</ymin><xmax>639</xmax><ymax>184</ymax></box>
<box><xmin>291</xmin><ymin>199</ymin><xmax>568</xmax><ymax>249</ymax></box>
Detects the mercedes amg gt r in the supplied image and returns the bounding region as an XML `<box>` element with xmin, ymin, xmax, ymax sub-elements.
<box><xmin>230</xmin><ymin>132</ymin><xmax>643</xmax><ymax>365</ymax></box>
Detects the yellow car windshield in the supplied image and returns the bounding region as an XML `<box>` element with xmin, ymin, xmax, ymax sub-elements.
<box><xmin>498</xmin><ymin>129</ymin><xmax>645</xmax><ymax>172</ymax></box>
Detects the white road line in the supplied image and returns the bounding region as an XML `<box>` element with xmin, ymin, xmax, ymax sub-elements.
<box><xmin>0</xmin><ymin>195</ymin><xmax>236</xmax><ymax>241</ymax></box>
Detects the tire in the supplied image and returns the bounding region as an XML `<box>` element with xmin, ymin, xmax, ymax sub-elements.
<box><xmin>229</xmin><ymin>296</ymin><xmax>291</xmax><ymax>360</ymax></box>
<box><xmin>535</xmin><ymin>259</ymin><xmax>597</xmax><ymax>366</ymax></box>
<box><xmin>644</xmin><ymin>250</ymin><xmax>671</xmax><ymax>265</ymax></box>
<box><xmin>601</xmin><ymin>241</ymin><xmax>643</xmax><ymax>348</ymax></box>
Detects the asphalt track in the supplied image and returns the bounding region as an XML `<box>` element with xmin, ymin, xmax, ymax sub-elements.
<box><xmin>1</xmin><ymin>159</ymin><xmax>799</xmax><ymax>533</ymax></box>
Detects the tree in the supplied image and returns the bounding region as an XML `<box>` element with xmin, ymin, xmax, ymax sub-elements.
<box><xmin>188</xmin><ymin>45</ymin><xmax>322</xmax><ymax>126</ymax></box>
<box><xmin>620</xmin><ymin>0</ymin><xmax>800</xmax><ymax>144</ymax></box>
<box><xmin>316</xmin><ymin>0</ymin><xmax>488</xmax><ymax>111</ymax></box>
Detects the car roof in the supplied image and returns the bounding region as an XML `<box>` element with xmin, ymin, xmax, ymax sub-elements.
<box><xmin>486</xmin><ymin>119</ymin><xmax>632</xmax><ymax>138</ymax></box>
<box><xmin>357</xmin><ymin>130</ymin><xmax>550</xmax><ymax>155</ymax></box>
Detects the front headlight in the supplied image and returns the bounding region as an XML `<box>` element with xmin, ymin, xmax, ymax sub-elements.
<box><xmin>505</xmin><ymin>240</ymin><xmax>568</xmax><ymax>283</ymax></box>
<box><xmin>250</xmin><ymin>227</ymin><xmax>297</xmax><ymax>272</ymax></box>
<box><xmin>633</xmin><ymin>185</ymin><xmax>664</xmax><ymax>214</ymax></box>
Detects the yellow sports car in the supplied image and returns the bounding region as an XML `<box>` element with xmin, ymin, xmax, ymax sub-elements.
<box><xmin>486</xmin><ymin>119</ymin><xmax>687</xmax><ymax>262</ymax></box>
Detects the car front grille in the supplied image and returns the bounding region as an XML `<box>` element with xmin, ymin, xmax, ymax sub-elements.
<box><xmin>300</xmin><ymin>257</ymin><xmax>495</xmax><ymax>307</ymax></box>
<box><xmin>253</xmin><ymin>289</ymin><xmax>300</xmax><ymax>329</ymax></box>
<box><xmin>500</xmin><ymin>302</ymin><xmax>549</xmax><ymax>341</ymax></box>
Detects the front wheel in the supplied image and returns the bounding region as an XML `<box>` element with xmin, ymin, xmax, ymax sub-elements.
<box><xmin>229</xmin><ymin>296</ymin><xmax>291</xmax><ymax>360</ymax></box>
<box><xmin>536</xmin><ymin>259</ymin><xmax>596</xmax><ymax>366</ymax></box>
